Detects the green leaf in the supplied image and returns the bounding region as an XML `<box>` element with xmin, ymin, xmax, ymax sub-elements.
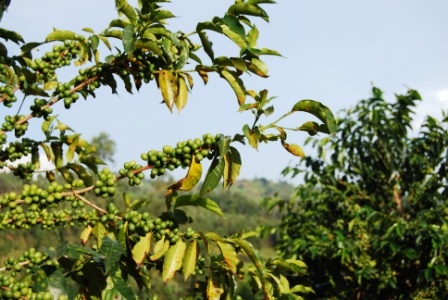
<box><xmin>46</xmin><ymin>30</ymin><xmax>77</xmax><ymax>42</ymax></box>
<box><xmin>90</xmin><ymin>35</ymin><xmax>100</xmax><ymax>50</ymax></box>
<box><xmin>217</xmin><ymin>241</ymin><xmax>238</xmax><ymax>274</ymax></box>
<box><xmin>182</xmin><ymin>240</ymin><xmax>198</xmax><ymax>281</ymax></box>
<box><xmin>217</xmin><ymin>135</ymin><xmax>231</xmax><ymax>158</ymax></box>
<box><xmin>99</xmin><ymin>236</ymin><xmax>126</xmax><ymax>273</ymax></box>
<box><xmin>162</xmin><ymin>239</ymin><xmax>186</xmax><ymax>282</ymax></box>
<box><xmin>113</xmin><ymin>277</ymin><xmax>138</xmax><ymax>300</ymax></box>
<box><xmin>0</xmin><ymin>28</ymin><xmax>24</xmax><ymax>44</ymax></box>
<box><xmin>41</xmin><ymin>115</ymin><xmax>57</xmax><ymax>136</ymax></box>
<box><xmin>234</xmin><ymin>238</ymin><xmax>265</xmax><ymax>279</ymax></box>
<box><xmin>291</xmin><ymin>99</ymin><xmax>337</xmax><ymax>135</ymax></box>
<box><xmin>228</xmin><ymin>3</ymin><xmax>270</xmax><ymax>22</ymax></box>
<box><xmin>200</xmin><ymin>157</ymin><xmax>225</xmax><ymax>196</ymax></box>
<box><xmin>123</xmin><ymin>24</ymin><xmax>136</xmax><ymax>56</ymax></box>
<box><xmin>221</xmin><ymin>24</ymin><xmax>247</xmax><ymax>48</ymax></box>
<box><xmin>247</xmin><ymin>57</ymin><xmax>268</xmax><ymax>77</ymax></box>
<box><xmin>51</xmin><ymin>141</ymin><xmax>64</xmax><ymax>168</ymax></box>
<box><xmin>223</xmin><ymin>146</ymin><xmax>242</xmax><ymax>189</ymax></box>
<box><xmin>174</xmin><ymin>194</ymin><xmax>224</xmax><ymax>217</ymax></box>
<box><xmin>247</xmin><ymin>25</ymin><xmax>259</xmax><ymax>48</ymax></box>
<box><xmin>158</xmin><ymin>70</ymin><xmax>178</xmax><ymax>112</ymax></box>
<box><xmin>115</xmin><ymin>0</ymin><xmax>138</xmax><ymax>24</ymax></box>
<box><xmin>65</xmin><ymin>134</ymin><xmax>79</xmax><ymax>163</ymax></box>
<box><xmin>132</xmin><ymin>232</ymin><xmax>152</xmax><ymax>267</ymax></box>
<box><xmin>220</xmin><ymin>69</ymin><xmax>246</xmax><ymax>105</ymax></box>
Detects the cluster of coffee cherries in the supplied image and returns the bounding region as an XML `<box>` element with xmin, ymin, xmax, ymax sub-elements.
<box><xmin>0</xmin><ymin>83</ymin><xmax>17</xmax><ymax>108</ymax></box>
<box><xmin>28</xmin><ymin>41</ymin><xmax>79</xmax><ymax>83</ymax></box>
<box><xmin>1</xmin><ymin>114</ymin><xmax>28</xmax><ymax>138</ymax></box>
<box><xmin>94</xmin><ymin>168</ymin><xmax>117</xmax><ymax>198</ymax></box>
<box><xmin>0</xmin><ymin>275</ymin><xmax>54</xmax><ymax>300</ymax></box>
<box><xmin>0</xmin><ymin>182</ymin><xmax>100</xmax><ymax>230</ymax></box>
<box><xmin>30</xmin><ymin>98</ymin><xmax>53</xmax><ymax>120</ymax></box>
<box><xmin>2</xmin><ymin>248</ymin><xmax>48</xmax><ymax>277</ymax></box>
<box><xmin>0</xmin><ymin>139</ymin><xmax>34</xmax><ymax>164</ymax></box>
<box><xmin>137</xmin><ymin>133</ymin><xmax>219</xmax><ymax>180</ymax></box>
<box><xmin>53</xmin><ymin>82</ymin><xmax>79</xmax><ymax>109</ymax></box>
<box><xmin>192</xmin><ymin>255</ymin><xmax>207</xmax><ymax>276</ymax></box>
<box><xmin>130</xmin><ymin>48</ymin><xmax>156</xmax><ymax>84</ymax></box>
<box><xmin>118</xmin><ymin>160</ymin><xmax>145</xmax><ymax>186</ymax></box>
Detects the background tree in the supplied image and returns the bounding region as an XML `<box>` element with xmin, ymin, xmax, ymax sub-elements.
<box><xmin>268</xmin><ymin>87</ymin><xmax>448</xmax><ymax>299</ymax></box>
<box><xmin>90</xmin><ymin>132</ymin><xmax>116</xmax><ymax>164</ymax></box>
<box><xmin>0</xmin><ymin>1</ymin><xmax>337</xmax><ymax>299</ymax></box>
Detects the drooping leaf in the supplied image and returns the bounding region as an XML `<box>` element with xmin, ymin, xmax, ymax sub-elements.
<box><xmin>169</xmin><ymin>156</ymin><xmax>202</xmax><ymax>191</ymax></box>
<box><xmin>217</xmin><ymin>241</ymin><xmax>238</xmax><ymax>274</ymax></box>
<box><xmin>162</xmin><ymin>239</ymin><xmax>186</xmax><ymax>282</ymax></box>
<box><xmin>158</xmin><ymin>70</ymin><xmax>178</xmax><ymax>112</ymax></box>
<box><xmin>281</xmin><ymin>140</ymin><xmax>305</xmax><ymax>158</ymax></box>
<box><xmin>234</xmin><ymin>238</ymin><xmax>265</xmax><ymax>279</ymax></box>
<box><xmin>132</xmin><ymin>232</ymin><xmax>152</xmax><ymax>267</ymax></box>
<box><xmin>150</xmin><ymin>236</ymin><xmax>170</xmax><ymax>261</ymax></box>
<box><xmin>80</xmin><ymin>225</ymin><xmax>92</xmax><ymax>246</ymax></box>
<box><xmin>247</xmin><ymin>57</ymin><xmax>269</xmax><ymax>77</ymax></box>
<box><xmin>182</xmin><ymin>240</ymin><xmax>198</xmax><ymax>281</ymax></box>
<box><xmin>195</xmin><ymin>65</ymin><xmax>209</xmax><ymax>85</ymax></box>
<box><xmin>200</xmin><ymin>157</ymin><xmax>225</xmax><ymax>196</ymax></box>
<box><xmin>51</xmin><ymin>141</ymin><xmax>64</xmax><ymax>168</ymax></box>
<box><xmin>223</xmin><ymin>147</ymin><xmax>242</xmax><ymax>189</ymax></box>
<box><xmin>175</xmin><ymin>74</ymin><xmax>189</xmax><ymax>112</ymax></box>
<box><xmin>0</xmin><ymin>28</ymin><xmax>24</xmax><ymax>44</ymax></box>
<box><xmin>220</xmin><ymin>69</ymin><xmax>246</xmax><ymax>105</ymax></box>
<box><xmin>221</xmin><ymin>24</ymin><xmax>247</xmax><ymax>48</ymax></box>
<box><xmin>291</xmin><ymin>99</ymin><xmax>337</xmax><ymax>135</ymax></box>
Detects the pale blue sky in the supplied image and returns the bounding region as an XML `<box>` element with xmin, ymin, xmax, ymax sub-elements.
<box><xmin>2</xmin><ymin>1</ymin><xmax>448</xmax><ymax>183</ymax></box>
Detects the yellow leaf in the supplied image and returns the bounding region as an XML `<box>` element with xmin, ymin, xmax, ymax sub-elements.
<box><xmin>158</xmin><ymin>70</ymin><xmax>178</xmax><ymax>112</ymax></box>
<box><xmin>168</xmin><ymin>156</ymin><xmax>202</xmax><ymax>191</ymax></box>
<box><xmin>281</xmin><ymin>141</ymin><xmax>305</xmax><ymax>158</ymax></box>
<box><xmin>80</xmin><ymin>225</ymin><xmax>92</xmax><ymax>246</ymax></box>
<box><xmin>162</xmin><ymin>239</ymin><xmax>186</xmax><ymax>282</ymax></box>
<box><xmin>182</xmin><ymin>240</ymin><xmax>198</xmax><ymax>281</ymax></box>
<box><xmin>132</xmin><ymin>232</ymin><xmax>152</xmax><ymax>267</ymax></box>
<box><xmin>150</xmin><ymin>236</ymin><xmax>170</xmax><ymax>261</ymax></box>
<box><xmin>175</xmin><ymin>74</ymin><xmax>189</xmax><ymax>113</ymax></box>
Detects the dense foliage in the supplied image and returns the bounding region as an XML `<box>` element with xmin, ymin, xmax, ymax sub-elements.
<box><xmin>270</xmin><ymin>87</ymin><xmax>448</xmax><ymax>299</ymax></box>
<box><xmin>0</xmin><ymin>1</ymin><xmax>337</xmax><ymax>299</ymax></box>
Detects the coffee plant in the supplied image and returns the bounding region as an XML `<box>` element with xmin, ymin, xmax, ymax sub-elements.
<box><xmin>0</xmin><ymin>1</ymin><xmax>336</xmax><ymax>299</ymax></box>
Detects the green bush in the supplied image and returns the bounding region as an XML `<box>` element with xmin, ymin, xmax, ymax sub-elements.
<box><xmin>270</xmin><ymin>87</ymin><xmax>448</xmax><ymax>299</ymax></box>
